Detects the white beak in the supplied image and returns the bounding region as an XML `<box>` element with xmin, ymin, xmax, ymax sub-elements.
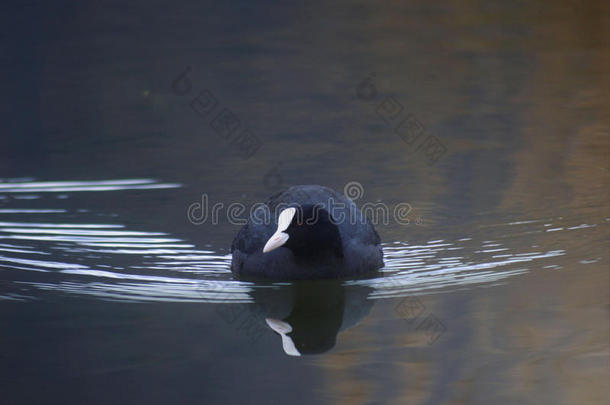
<box><xmin>262</xmin><ymin>231</ymin><xmax>289</xmax><ymax>253</ymax></box>
<box><xmin>262</xmin><ymin>207</ymin><xmax>296</xmax><ymax>253</ymax></box>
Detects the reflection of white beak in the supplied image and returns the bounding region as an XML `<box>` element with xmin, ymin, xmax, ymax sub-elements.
<box><xmin>265</xmin><ymin>318</ymin><xmax>301</xmax><ymax>356</ymax></box>
<box><xmin>262</xmin><ymin>207</ymin><xmax>297</xmax><ymax>253</ymax></box>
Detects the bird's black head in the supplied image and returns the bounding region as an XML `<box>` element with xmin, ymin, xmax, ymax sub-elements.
<box><xmin>263</xmin><ymin>204</ymin><xmax>343</xmax><ymax>259</ymax></box>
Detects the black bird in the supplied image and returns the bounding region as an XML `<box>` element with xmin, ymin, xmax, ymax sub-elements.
<box><xmin>231</xmin><ymin>185</ymin><xmax>384</xmax><ymax>279</ymax></box>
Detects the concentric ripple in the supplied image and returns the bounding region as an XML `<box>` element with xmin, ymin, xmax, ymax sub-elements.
<box><xmin>1</xmin><ymin>178</ymin><xmax>605</xmax><ymax>303</ymax></box>
<box><xmin>0</xmin><ymin>214</ymin><xmax>584</xmax><ymax>303</ymax></box>
<box><xmin>0</xmin><ymin>178</ymin><xmax>182</xmax><ymax>193</ymax></box>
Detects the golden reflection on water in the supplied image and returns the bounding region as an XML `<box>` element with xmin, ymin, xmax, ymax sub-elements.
<box><xmin>313</xmin><ymin>1</ymin><xmax>609</xmax><ymax>403</ymax></box>
<box><xmin>1</xmin><ymin>0</ymin><xmax>608</xmax><ymax>403</ymax></box>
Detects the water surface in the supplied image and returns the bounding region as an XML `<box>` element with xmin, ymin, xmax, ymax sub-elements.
<box><xmin>1</xmin><ymin>1</ymin><xmax>608</xmax><ymax>404</ymax></box>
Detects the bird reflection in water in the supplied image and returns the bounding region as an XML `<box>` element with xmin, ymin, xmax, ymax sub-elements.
<box><xmin>248</xmin><ymin>280</ymin><xmax>374</xmax><ymax>356</ymax></box>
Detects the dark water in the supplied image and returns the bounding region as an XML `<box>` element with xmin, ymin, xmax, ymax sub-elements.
<box><xmin>1</xmin><ymin>1</ymin><xmax>609</xmax><ymax>404</ymax></box>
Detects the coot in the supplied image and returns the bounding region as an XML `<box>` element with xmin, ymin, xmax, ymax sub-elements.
<box><xmin>231</xmin><ymin>185</ymin><xmax>383</xmax><ymax>279</ymax></box>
